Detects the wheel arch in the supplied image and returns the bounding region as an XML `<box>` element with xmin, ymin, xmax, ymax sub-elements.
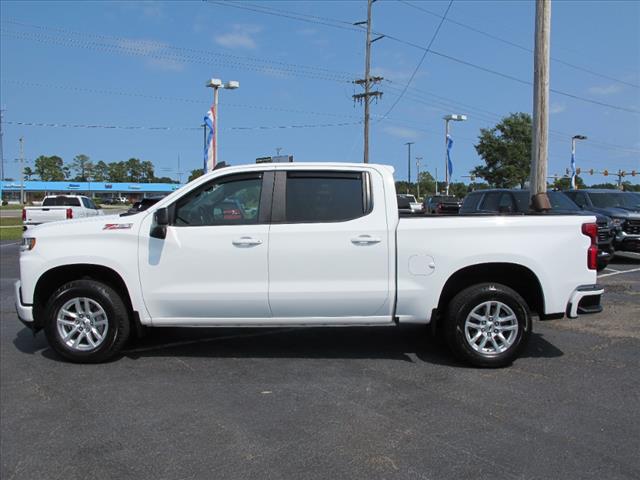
<box><xmin>33</xmin><ymin>264</ymin><xmax>136</xmax><ymax>328</ymax></box>
<box><xmin>436</xmin><ymin>262</ymin><xmax>545</xmax><ymax>318</ymax></box>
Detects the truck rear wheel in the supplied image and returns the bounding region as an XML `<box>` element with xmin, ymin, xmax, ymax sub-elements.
<box><xmin>445</xmin><ymin>283</ymin><xmax>531</xmax><ymax>368</ymax></box>
<box><xmin>44</xmin><ymin>280</ymin><xmax>130</xmax><ymax>363</ymax></box>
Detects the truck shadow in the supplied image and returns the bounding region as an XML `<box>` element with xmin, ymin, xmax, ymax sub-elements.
<box><xmin>14</xmin><ymin>325</ymin><xmax>564</xmax><ymax>367</ymax></box>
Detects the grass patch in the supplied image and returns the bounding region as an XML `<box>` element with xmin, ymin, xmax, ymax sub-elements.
<box><xmin>0</xmin><ymin>227</ymin><xmax>22</xmax><ymax>241</ymax></box>
<box><xmin>0</xmin><ymin>204</ymin><xmax>24</xmax><ymax>210</ymax></box>
<box><xmin>0</xmin><ymin>217</ymin><xmax>23</xmax><ymax>227</ymax></box>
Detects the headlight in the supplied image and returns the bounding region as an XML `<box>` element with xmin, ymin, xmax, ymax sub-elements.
<box><xmin>20</xmin><ymin>237</ymin><xmax>36</xmax><ymax>251</ymax></box>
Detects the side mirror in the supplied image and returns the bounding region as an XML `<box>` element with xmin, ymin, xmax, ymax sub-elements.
<box><xmin>150</xmin><ymin>207</ymin><xmax>169</xmax><ymax>239</ymax></box>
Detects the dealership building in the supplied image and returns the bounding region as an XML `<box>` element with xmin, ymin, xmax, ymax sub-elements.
<box><xmin>0</xmin><ymin>180</ymin><xmax>183</xmax><ymax>203</ymax></box>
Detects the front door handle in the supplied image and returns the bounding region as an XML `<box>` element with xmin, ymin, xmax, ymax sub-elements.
<box><xmin>232</xmin><ymin>237</ymin><xmax>263</xmax><ymax>247</ymax></box>
<box><xmin>351</xmin><ymin>235</ymin><xmax>381</xmax><ymax>245</ymax></box>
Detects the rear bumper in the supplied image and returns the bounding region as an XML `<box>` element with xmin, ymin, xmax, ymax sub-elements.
<box><xmin>14</xmin><ymin>281</ymin><xmax>35</xmax><ymax>327</ymax></box>
<box><xmin>566</xmin><ymin>284</ymin><xmax>604</xmax><ymax>318</ymax></box>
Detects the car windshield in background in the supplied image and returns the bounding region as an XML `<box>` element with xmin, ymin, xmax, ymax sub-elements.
<box><xmin>548</xmin><ymin>192</ymin><xmax>580</xmax><ymax>210</ymax></box>
<box><xmin>589</xmin><ymin>193</ymin><xmax>640</xmax><ymax>209</ymax></box>
<box><xmin>42</xmin><ymin>197</ymin><xmax>81</xmax><ymax>207</ymax></box>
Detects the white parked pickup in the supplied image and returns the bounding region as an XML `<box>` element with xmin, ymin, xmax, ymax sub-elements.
<box><xmin>15</xmin><ymin>163</ymin><xmax>603</xmax><ymax>366</ymax></box>
<box><xmin>23</xmin><ymin>195</ymin><xmax>103</xmax><ymax>229</ymax></box>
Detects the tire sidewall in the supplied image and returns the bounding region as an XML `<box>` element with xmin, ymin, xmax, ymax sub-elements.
<box><xmin>448</xmin><ymin>284</ymin><xmax>530</xmax><ymax>367</ymax></box>
<box><xmin>44</xmin><ymin>281</ymin><xmax>125</xmax><ymax>362</ymax></box>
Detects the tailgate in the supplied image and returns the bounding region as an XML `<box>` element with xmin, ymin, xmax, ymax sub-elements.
<box><xmin>24</xmin><ymin>207</ymin><xmax>68</xmax><ymax>224</ymax></box>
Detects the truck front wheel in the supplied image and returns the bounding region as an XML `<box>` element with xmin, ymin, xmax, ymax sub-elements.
<box><xmin>445</xmin><ymin>283</ymin><xmax>531</xmax><ymax>368</ymax></box>
<box><xmin>44</xmin><ymin>280</ymin><xmax>131</xmax><ymax>363</ymax></box>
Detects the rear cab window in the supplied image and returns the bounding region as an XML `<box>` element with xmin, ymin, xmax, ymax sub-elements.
<box><xmin>278</xmin><ymin>171</ymin><xmax>371</xmax><ymax>223</ymax></box>
<box><xmin>43</xmin><ymin>197</ymin><xmax>81</xmax><ymax>207</ymax></box>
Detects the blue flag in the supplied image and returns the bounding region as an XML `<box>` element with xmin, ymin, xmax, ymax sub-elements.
<box><xmin>204</xmin><ymin>106</ymin><xmax>215</xmax><ymax>172</ymax></box>
<box><xmin>446</xmin><ymin>134</ymin><xmax>454</xmax><ymax>178</ymax></box>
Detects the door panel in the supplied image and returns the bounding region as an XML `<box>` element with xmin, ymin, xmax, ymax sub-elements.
<box><xmin>268</xmin><ymin>170</ymin><xmax>391</xmax><ymax>318</ymax></box>
<box><xmin>138</xmin><ymin>172</ymin><xmax>272</xmax><ymax>321</ymax></box>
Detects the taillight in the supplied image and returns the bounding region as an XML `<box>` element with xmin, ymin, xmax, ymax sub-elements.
<box><xmin>581</xmin><ymin>223</ymin><xmax>598</xmax><ymax>270</ymax></box>
<box><xmin>22</xmin><ymin>208</ymin><xmax>26</xmax><ymax>221</ymax></box>
<box><xmin>66</xmin><ymin>208</ymin><xmax>73</xmax><ymax>219</ymax></box>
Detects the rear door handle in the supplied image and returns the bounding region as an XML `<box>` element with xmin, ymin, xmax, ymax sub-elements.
<box><xmin>351</xmin><ymin>235</ymin><xmax>381</xmax><ymax>245</ymax></box>
<box><xmin>232</xmin><ymin>237</ymin><xmax>263</xmax><ymax>247</ymax></box>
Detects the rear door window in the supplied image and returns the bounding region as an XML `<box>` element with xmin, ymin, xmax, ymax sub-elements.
<box><xmin>43</xmin><ymin>197</ymin><xmax>81</xmax><ymax>207</ymax></box>
<box><xmin>284</xmin><ymin>171</ymin><xmax>367</xmax><ymax>223</ymax></box>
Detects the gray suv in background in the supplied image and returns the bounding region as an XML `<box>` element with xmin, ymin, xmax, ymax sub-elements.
<box><xmin>563</xmin><ymin>189</ymin><xmax>640</xmax><ymax>254</ymax></box>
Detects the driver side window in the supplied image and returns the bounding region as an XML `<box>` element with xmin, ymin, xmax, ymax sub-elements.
<box><xmin>174</xmin><ymin>173</ymin><xmax>263</xmax><ymax>226</ymax></box>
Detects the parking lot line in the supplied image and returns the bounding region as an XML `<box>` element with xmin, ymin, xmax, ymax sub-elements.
<box><xmin>598</xmin><ymin>267</ymin><xmax>640</xmax><ymax>278</ymax></box>
<box><xmin>604</xmin><ymin>268</ymin><xmax>619</xmax><ymax>273</ymax></box>
<box><xmin>0</xmin><ymin>242</ymin><xmax>19</xmax><ymax>247</ymax></box>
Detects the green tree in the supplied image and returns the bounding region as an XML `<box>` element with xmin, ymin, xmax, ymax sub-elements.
<box><xmin>71</xmin><ymin>154</ymin><xmax>93</xmax><ymax>181</ymax></box>
<box><xmin>473</xmin><ymin>112</ymin><xmax>532</xmax><ymax>188</ymax></box>
<box><xmin>155</xmin><ymin>176</ymin><xmax>178</xmax><ymax>183</ymax></box>
<box><xmin>417</xmin><ymin>171</ymin><xmax>436</xmax><ymax>199</ymax></box>
<box><xmin>448</xmin><ymin>182</ymin><xmax>470</xmax><ymax>198</ymax></box>
<box><xmin>108</xmin><ymin>161</ymin><xmax>128</xmax><ymax>182</ymax></box>
<box><xmin>188</xmin><ymin>169</ymin><xmax>204</xmax><ymax>182</ymax></box>
<box><xmin>92</xmin><ymin>161</ymin><xmax>109</xmax><ymax>182</ymax></box>
<box><xmin>551</xmin><ymin>175</ymin><xmax>585</xmax><ymax>191</ymax></box>
<box><xmin>141</xmin><ymin>160</ymin><xmax>155</xmax><ymax>182</ymax></box>
<box><xmin>34</xmin><ymin>155</ymin><xmax>65</xmax><ymax>181</ymax></box>
<box><xmin>23</xmin><ymin>166</ymin><xmax>35</xmax><ymax>180</ymax></box>
<box><xmin>126</xmin><ymin>158</ymin><xmax>143</xmax><ymax>182</ymax></box>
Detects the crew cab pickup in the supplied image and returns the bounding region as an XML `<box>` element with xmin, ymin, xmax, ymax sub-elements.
<box><xmin>15</xmin><ymin>163</ymin><xmax>604</xmax><ymax>367</ymax></box>
<box><xmin>23</xmin><ymin>195</ymin><xmax>103</xmax><ymax>229</ymax></box>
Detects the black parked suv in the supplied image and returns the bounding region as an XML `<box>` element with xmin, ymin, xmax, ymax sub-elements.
<box><xmin>562</xmin><ymin>189</ymin><xmax>640</xmax><ymax>253</ymax></box>
<box><xmin>460</xmin><ymin>189</ymin><xmax>616</xmax><ymax>270</ymax></box>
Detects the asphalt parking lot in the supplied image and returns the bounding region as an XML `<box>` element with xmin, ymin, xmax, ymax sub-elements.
<box><xmin>1</xmin><ymin>240</ymin><xmax>639</xmax><ymax>480</ymax></box>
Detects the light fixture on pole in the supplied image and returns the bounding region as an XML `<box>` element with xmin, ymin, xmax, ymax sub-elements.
<box><xmin>443</xmin><ymin>114</ymin><xmax>466</xmax><ymax>195</ymax></box>
<box><xmin>571</xmin><ymin>135</ymin><xmax>587</xmax><ymax>189</ymax></box>
<box><xmin>205</xmin><ymin>78</ymin><xmax>239</xmax><ymax>172</ymax></box>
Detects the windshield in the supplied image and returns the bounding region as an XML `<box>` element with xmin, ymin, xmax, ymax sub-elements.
<box><xmin>547</xmin><ymin>192</ymin><xmax>580</xmax><ymax>210</ymax></box>
<box><xmin>589</xmin><ymin>192</ymin><xmax>640</xmax><ymax>209</ymax></box>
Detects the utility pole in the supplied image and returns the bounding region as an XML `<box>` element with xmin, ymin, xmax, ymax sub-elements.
<box><xmin>19</xmin><ymin>137</ymin><xmax>24</xmax><ymax>205</ymax></box>
<box><xmin>416</xmin><ymin>156</ymin><xmax>423</xmax><ymax>200</ymax></box>
<box><xmin>405</xmin><ymin>142</ymin><xmax>414</xmax><ymax>194</ymax></box>
<box><xmin>0</xmin><ymin>108</ymin><xmax>4</xmax><ymax>202</ymax></box>
<box><xmin>177</xmin><ymin>154</ymin><xmax>182</xmax><ymax>184</ymax></box>
<box><xmin>435</xmin><ymin>167</ymin><xmax>438</xmax><ymax>195</ymax></box>
<box><xmin>353</xmin><ymin>0</ymin><xmax>383</xmax><ymax>163</ymax></box>
<box><xmin>530</xmin><ymin>0</ymin><xmax>552</xmax><ymax>211</ymax></box>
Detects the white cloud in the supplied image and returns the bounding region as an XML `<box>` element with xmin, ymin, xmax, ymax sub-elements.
<box><xmin>588</xmin><ymin>84</ymin><xmax>623</xmax><ymax>95</ymax></box>
<box><xmin>215</xmin><ymin>25</ymin><xmax>262</xmax><ymax>50</ymax></box>
<box><xmin>121</xmin><ymin>1</ymin><xmax>165</xmax><ymax>21</ymax></box>
<box><xmin>383</xmin><ymin>125</ymin><xmax>419</xmax><ymax>139</ymax></box>
<box><xmin>550</xmin><ymin>103</ymin><xmax>566</xmax><ymax>114</ymax></box>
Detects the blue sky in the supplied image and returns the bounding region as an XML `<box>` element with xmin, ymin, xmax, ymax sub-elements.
<box><xmin>1</xmin><ymin>0</ymin><xmax>638</xmax><ymax>185</ymax></box>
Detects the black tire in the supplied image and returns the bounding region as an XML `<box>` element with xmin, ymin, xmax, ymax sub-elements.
<box><xmin>44</xmin><ymin>280</ymin><xmax>130</xmax><ymax>363</ymax></box>
<box><xmin>445</xmin><ymin>283</ymin><xmax>531</xmax><ymax>368</ymax></box>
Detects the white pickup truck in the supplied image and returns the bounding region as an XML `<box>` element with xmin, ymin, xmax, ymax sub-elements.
<box><xmin>23</xmin><ymin>195</ymin><xmax>103</xmax><ymax>229</ymax></box>
<box><xmin>15</xmin><ymin>163</ymin><xmax>603</xmax><ymax>366</ymax></box>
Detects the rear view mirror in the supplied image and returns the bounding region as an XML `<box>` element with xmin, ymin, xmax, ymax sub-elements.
<box><xmin>150</xmin><ymin>207</ymin><xmax>169</xmax><ymax>239</ymax></box>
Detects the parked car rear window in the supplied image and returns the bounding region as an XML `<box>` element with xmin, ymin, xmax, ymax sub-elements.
<box><xmin>285</xmin><ymin>172</ymin><xmax>365</xmax><ymax>223</ymax></box>
<box><xmin>43</xmin><ymin>196</ymin><xmax>81</xmax><ymax>207</ymax></box>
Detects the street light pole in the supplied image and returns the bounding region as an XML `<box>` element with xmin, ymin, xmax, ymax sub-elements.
<box><xmin>19</xmin><ymin>137</ymin><xmax>24</xmax><ymax>205</ymax></box>
<box><xmin>443</xmin><ymin>114</ymin><xmax>466</xmax><ymax>195</ymax></box>
<box><xmin>405</xmin><ymin>141</ymin><xmax>414</xmax><ymax>194</ymax></box>
<box><xmin>206</xmin><ymin>79</ymin><xmax>239</xmax><ymax>172</ymax></box>
<box><xmin>416</xmin><ymin>156</ymin><xmax>423</xmax><ymax>200</ymax></box>
<box><xmin>571</xmin><ymin>134</ymin><xmax>587</xmax><ymax>189</ymax></box>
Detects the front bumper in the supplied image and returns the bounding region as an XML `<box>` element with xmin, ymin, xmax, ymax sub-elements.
<box><xmin>14</xmin><ymin>281</ymin><xmax>34</xmax><ymax>326</ymax></box>
<box><xmin>566</xmin><ymin>284</ymin><xmax>604</xmax><ymax>318</ymax></box>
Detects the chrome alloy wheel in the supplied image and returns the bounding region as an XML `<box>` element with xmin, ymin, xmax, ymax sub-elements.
<box><xmin>464</xmin><ymin>300</ymin><xmax>518</xmax><ymax>356</ymax></box>
<box><xmin>56</xmin><ymin>297</ymin><xmax>109</xmax><ymax>351</ymax></box>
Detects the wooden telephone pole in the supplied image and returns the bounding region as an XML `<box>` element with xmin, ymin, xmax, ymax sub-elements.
<box><xmin>530</xmin><ymin>0</ymin><xmax>551</xmax><ymax>211</ymax></box>
<box><xmin>353</xmin><ymin>0</ymin><xmax>383</xmax><ymax>163</ymax></box>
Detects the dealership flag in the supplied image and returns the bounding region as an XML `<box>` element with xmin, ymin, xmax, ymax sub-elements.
<box><xmin>203</xmin><ymin>105</ymin><xmax>216</xmax><ymax>172</ymax></box>
<box><xmin>446</xmin><ymin>134</ymin><xmax>454</xmax><ymax>178</ymax></box>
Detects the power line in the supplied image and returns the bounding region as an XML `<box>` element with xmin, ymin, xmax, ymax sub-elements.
<box><xmin>395</xmin><ymin>0</ymin><xmax>640</xmax><ymax>89</ymax></box>
<box><xmin>5</xmin><ymin>120</ymin><xmax>362</xmax><ymax>131</ymax></box>
<box><xmin>208</xmin><ymin>1</ymin><xmax>640</xmax><ymax>115</ymax></box>
<box><xmin>380</xmin><ymin>0</ymin><xmax>454</xmax><ymax>119</ymax></box>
